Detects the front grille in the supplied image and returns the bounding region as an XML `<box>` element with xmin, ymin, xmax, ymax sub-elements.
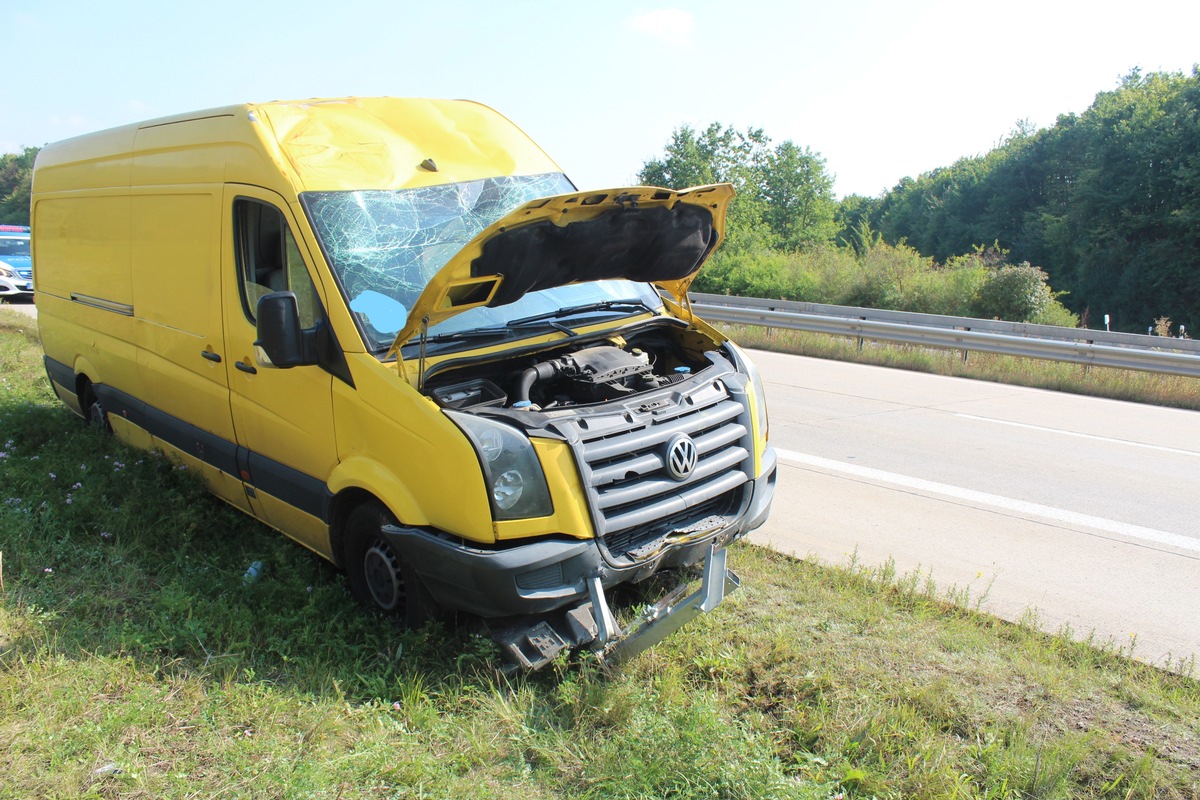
<box><xmin>553</xmin><ymin>372</ymin><xmax>752</xmax><ymax>562</ymax></box>
<box><xmin>601</xmin><ymin>488</ymin><xmax>742</xmax><ymax>561</ymax></box>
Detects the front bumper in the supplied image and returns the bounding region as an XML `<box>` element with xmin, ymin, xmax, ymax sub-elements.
<box><xmin>0</xmin><ymin>276</ymin><xmax>33</xmax><ymax>298</ymax></box>
<box><xmin>384</xmin><ymin>447</ymin><xmax>776</xmax><ymax>618</ymax></box>
<box><xmin>382</xmin><ymin>446</ymin><xmax>777</xmax><ymax>667</ymax></box>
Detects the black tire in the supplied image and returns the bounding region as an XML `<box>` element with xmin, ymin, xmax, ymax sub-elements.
<box><xmin>80</xmin><ymin>382</ymin><xmax>112</xmax><ymax>434</ymax></box>
<box><xmin>343</xmin><ymin>501</ymin><xmax>433</xmax><ymax>628</ymax></box>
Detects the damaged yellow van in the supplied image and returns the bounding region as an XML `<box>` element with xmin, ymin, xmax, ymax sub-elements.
<box><xmin>32</xmin><ymin>98</ymin><xmax>776</xmax><ymax>668</ymax></box>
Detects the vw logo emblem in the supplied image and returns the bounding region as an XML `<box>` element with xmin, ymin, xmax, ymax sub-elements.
<box><xmin>665</xmin><ymin>434</ymin><xmax>699</xmax><ymax>481</ymax></box>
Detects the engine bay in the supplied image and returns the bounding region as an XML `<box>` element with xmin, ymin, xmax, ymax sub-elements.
<box><xmin>425</xmin><ymin>322</ymin><xmax>719</xmax><ymax>412</ymax></box>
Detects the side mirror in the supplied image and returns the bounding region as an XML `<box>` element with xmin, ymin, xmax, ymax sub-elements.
<box><xmin>255</xmin><ymin>292</ymin><xmax>312</xmax><ymax>368</ymax></box>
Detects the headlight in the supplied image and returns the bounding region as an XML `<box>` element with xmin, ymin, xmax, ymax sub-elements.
<box><xmin>726</xmin><ymin>342</ymin><xmax>769</xmax><ymax>444</ymax></box>
<box><xmin>446</xmin><ymin>411</ymin><xmax>553</xmax><ymax>520</ymax></box>
<box><xmin>0</xmin><ymin>265</ymin><xmax>15</xmax><ymax>278</ymax></box>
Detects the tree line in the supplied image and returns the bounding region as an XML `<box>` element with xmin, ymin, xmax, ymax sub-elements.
<box><xmin>639</xmin><ymin>69</ymin><xmax>1198</xmax><ymax>332</ymax></box>
<box><xmin>857</xmin><ymin>68</ymin><xmax>1200</xmax><ymax>334</ymax></box>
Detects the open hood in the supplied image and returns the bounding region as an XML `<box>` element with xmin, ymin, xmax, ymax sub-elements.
<box><xmin>388</xmin><ymin>183</ymin><xmax>733</xmax><ymax>355</ymax></box>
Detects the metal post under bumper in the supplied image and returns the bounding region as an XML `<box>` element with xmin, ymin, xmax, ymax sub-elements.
<box><xmin>600</xmin><ymin>541</ymin><xmax>741</xmax><ymax>666</ymax></box>
<box><xmin>587</xmin><ymin>574</ymin><xmax>622</xmax><ymax>647</ymax></box>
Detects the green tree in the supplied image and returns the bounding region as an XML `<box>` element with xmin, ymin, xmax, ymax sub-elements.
<box><xmin>1052</xmin><ymin>69</ymin><xmax>1200</xmax><ymax>329</ymax></box>
<box><xmin>762</xmin><ymin>141</ymin><xmax>837</xmax><ymax>249</ymax></box>
<box><xmin>639</xmin><ymin>123</ymin><xmax>774</xmax><ymax>250</ymax></box>
<box><xmin>835</xmin><ymin>194</ymin><xmax>882</xmax><ymax>256</ymax></box>
<box><xmin>639</xmin><ymin>124</ymin><xmax>837</xmax><ymax>251</ymax></box>
<box><xmin>0</xmin><ymin>146</ymin><xmax>38</xmax><ymax>225</ymax></box>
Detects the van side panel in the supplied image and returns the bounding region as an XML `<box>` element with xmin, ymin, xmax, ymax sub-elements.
<box><xmin>129</xmin><ymin>191</ymin><xmax>232</xmax><ymax>438</ymax></box>
<box><xmin>34</xmin><ymin>115</ymin><xmax>254</xmax><ymax>514</ymax></box>
<box><xmin>34</xmin><ymin>194</ymin><xmax>133</xmax><ymax>308</ymax></box>
<box><xmin>34</xmin><ymin>187</ymin><xmax>139</xmax><ymax>413</ymax></box>
<box><xmin>130</xmin><ymin>189</ymin><xmax>251</xmax><ymax>512</ymax></box>
<box><xmin>132</xmin><ymin>116</ymin><xmax>233</xmax><ymax>187</ymax></box>
<box><xmin>30</xmin><ymin>126</ymin><xmax>135</xmax><ymax>195</ymax></box>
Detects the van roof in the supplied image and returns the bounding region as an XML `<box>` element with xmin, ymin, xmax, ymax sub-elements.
<box><xmin>34</xmin><ymin>98</ymin><xmax>564</xmax><ymax>194</ymax></box>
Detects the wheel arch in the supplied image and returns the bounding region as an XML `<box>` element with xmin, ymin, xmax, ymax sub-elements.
<box><xmin>326</xmin><ymin>456</ymin><xmax>428</xmax><ymax>568</ymax></box>
<box><xmin>71</xmin><ymin>357</ymin><xmax>103</xmax><ymax>419</ymax></box>
<box><xmin>328</xmin><ymin>486</ymin><xmax>381</xmax><ymax>570</ymax></box>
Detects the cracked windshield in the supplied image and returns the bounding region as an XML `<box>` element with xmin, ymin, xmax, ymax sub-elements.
<box><xmin>301</xmin><ymin>172</ymin><xmax>576</xmax><ymax>350</ymax></box>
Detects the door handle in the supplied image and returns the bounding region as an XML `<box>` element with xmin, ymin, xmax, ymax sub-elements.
<box><xmin>235</xmin><ymin>360</ymin><xmax>258</xmax><ymax>375</ymax></box>
<box><xmin>201</xmin><ymin>350</ymin><xmax>222</xmax><ymax>363</ymax></box>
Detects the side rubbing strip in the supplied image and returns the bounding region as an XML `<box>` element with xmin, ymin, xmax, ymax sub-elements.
<box><xmin>43</xmin><ymin>357</ymin><xmax>75</xmax><ymax>394</ymax></box>
<box><xmin>96</xmin><ymin>385</ymin><xmax>239</xmax><ymax>476</ymax></box>
<box><xmin>89</xmin><ymin>384</ymin><xmax>332</xmax><ymax>524</ymax></box>
<box><xmin>246</xmin><ymin>452</ymin><xmax>333</xmax><ymax>522</ymax></box>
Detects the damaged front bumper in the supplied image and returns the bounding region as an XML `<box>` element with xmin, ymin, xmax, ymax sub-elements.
<box><xmin>382</xmin><ymin>448</ymin><xmax>776</xmax><ymax>669</ymax></box>
<box><xmin>491</xmin><ymin>538</ymin><xmax>742</xmax><ymax>670</ymax></box>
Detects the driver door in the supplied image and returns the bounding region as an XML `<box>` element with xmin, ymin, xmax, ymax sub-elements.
<box><xmin>221</xmin><ymin>185</ymin><xmax>339</xmax><ymax>558</ymax></box>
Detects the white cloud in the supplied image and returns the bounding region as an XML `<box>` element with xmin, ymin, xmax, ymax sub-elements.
<box><xmin>626</xmin><ymin>9</ymin><xmax>695</xmax><ymax>48</ymax></box>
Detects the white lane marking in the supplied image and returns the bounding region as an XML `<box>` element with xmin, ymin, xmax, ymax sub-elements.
<box><xmin>952</xmin><ymin>413</ymin><xmax>1200</xmax><ymax>457</ymax></box>
<box><xmin>775</xmin><ymin>448</ymin><xmax>1200</xmax><ymax>554</ymax></box>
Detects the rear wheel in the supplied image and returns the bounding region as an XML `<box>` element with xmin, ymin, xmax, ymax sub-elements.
<box><xmin>344</xmin><ymin>501</ymin><xmax>433</xmax><ymax>628</ymax></box>
<box><xmin>79</xmin><ymin>382</ymin><xmax>112</xmax><ymax>434</ymax></box>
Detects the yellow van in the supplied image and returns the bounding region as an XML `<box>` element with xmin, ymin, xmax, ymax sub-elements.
<box><xmin>32</xmin><ymin>98</ymin><xmax>776</xmax><ymax>668</ymax></box>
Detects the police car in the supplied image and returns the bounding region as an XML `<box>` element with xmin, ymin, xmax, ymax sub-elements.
<box><xmin>0</xmin><ymin>224</ymin><xmax>33</xmax><ymax>301</ymax></box>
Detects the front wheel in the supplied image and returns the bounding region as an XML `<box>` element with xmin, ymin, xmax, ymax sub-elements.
<box><xmin>343</xmin><ymin>501</ymin><xmax>433</xmax><ymax>628</ymax></box>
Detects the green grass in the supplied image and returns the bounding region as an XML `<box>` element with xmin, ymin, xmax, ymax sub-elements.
<box><xmin>2</xmin><ymin>306</ymin><xmax>1199</xmax><ymax>799</ymax></box>
<box><xmin>724</xmin><ymin>324</ymin><xmax>1200</xmax><ymax>411</ymax></box>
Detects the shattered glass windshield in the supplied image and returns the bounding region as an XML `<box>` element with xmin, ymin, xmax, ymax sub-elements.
<box><xmin>300</xmin><ymin>172</ymin><xmax>575</xmax><ymax>350</ymax></box>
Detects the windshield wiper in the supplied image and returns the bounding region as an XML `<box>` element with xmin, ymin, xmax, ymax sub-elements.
<box><xmin>423</xmin><ymin>318</ymin><xmax>579</xmax><ymax>346</ymax></box>
<box><xmin>420</xmin><ymin>326</ymin><xmax>513</xmax><ymax>345</ymax></box>
<box><xmin>397</xmin><ymin>300</ymin><xmax>656</xmax><ymax>353</ymax></box>
<box><xmin>508</xmin><ymin>300</ymin><xmax>657</xmax><ymax>328</ymax></box>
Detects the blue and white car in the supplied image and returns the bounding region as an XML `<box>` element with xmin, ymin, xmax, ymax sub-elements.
<box><xmin>0</xmin><ymin>225</ymin><xmax>33</xmax><ymax>301</ymax></box>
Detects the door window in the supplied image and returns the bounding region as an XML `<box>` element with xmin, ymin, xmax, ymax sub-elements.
<box><xmin>233</xmin><ymin>198</ymin><xmax>323</xmax><ymax>328</ymax></box>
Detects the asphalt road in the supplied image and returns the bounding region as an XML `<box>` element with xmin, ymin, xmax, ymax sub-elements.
<box><xmin>748</xmin><ymin>348</ymin><xmax>1200</xmax><ymax>671</ymax></box>
<box><xmin>3</xmin><ymin>300</ymin><xmax>36</xmax><ymax>319</ymax></box>
<box><xmin>8</xmin><ymin>300</ymin><xmax>1196</xmax><ymax>668</ymax></box>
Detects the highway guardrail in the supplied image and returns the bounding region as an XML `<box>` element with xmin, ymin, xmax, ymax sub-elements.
<box><xmin>689</xmin><ymin>294</ymin><xmax>1200</xmax><ymax>379</ymax></box>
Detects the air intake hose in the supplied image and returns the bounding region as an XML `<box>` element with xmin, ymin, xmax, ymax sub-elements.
<box><xmin>514</xmin><ymin>360</ymin><xmax>564</xmax><ymax>406</ymax></box>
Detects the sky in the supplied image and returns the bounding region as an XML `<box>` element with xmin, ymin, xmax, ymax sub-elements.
<box><xmin>2</xmin><ymin>1</ymin><xmax>1197</xmax><ymax>198</ymax></box>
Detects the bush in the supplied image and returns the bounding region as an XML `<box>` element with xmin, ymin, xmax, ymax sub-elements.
<box><xmin>694</xmin><ymin>240</ymin><xmax>1077</xmax><ymax>326</ymax></box>
<box><xmin>1032</xmin><ymin>301</ymin><xmax>1081</xmax><ymax>328</ymax></box>
<box><xmin>971</xmin><ymin>263</ymin><xmax>1071</xmax><ymax>323</ymax></box>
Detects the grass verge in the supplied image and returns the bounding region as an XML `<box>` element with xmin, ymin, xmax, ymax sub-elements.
<box><xmin>722</xmin><ymin>324</ymin><xmax>1200</xmax><ymax>411</ymax></box>
<box><xmin>2</xmin><ymin>307</ymin><xmax>1198</xmax><ymax>798</ymax></box>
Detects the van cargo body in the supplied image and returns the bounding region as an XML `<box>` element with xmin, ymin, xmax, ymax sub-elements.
<box><xmin>32</xmin><ymin>98</ymin><xmax>776</xmax><ymax>668</ymax></box>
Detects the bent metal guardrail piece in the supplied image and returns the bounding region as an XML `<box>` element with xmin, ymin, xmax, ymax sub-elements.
<box><xmin>601</xmin><ymin>540</ymin><xmax>741</xmax><ymax>666</ymax></box>
<box><xmin>689</xmin><ymin>294</ymin><xmax>1200</xmax><ymax>379</ymax></box>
